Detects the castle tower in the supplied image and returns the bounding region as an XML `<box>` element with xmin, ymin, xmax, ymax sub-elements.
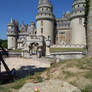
<box><xmin>36</xmin><ymin>0</ymin><xmax>55</xmax><ymax>44</ymax></box>
<box><xmin>7</xmin><ymin>19</ymin><xmax>18</xmax><ymax>49</ymax></box>
<box><xmin>70</xmin><ymin>0</ymin><xmax>86</xmax><ymax>46</ymax></box>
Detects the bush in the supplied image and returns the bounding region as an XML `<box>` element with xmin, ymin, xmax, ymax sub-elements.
<box><xmin>0</xmin><ymin>39</ymin><xmax>7</xmax><ymax>48</ymax></box>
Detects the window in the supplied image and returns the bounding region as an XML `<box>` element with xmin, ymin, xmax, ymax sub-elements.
<box><xmin>48</xmin><ymin>36</ymin><xmax>50</xmax><ymax>40</ymax></box>
<box><xmin>42</xmin><ymin>8</ymin><xmax>43</xmax><ymax>11</ymax></box>
<box><xmin>41</xmin><ymin>21</ymin><xmax>43</xmax><ymax>26</ymax></box>
<box><xmin>41</xmin><ymin>28</ymin><xmax>43</xmax><ymax>34</ymax></box>
<box><xmin>35</xmin><ymin>31</ymin><xmax>37</xmax><ymax>34</ymax></box>
<box><xmin>61</xmin><ymin>32</ymin><xmax>65</xmax><ymax>34</ymax></box>
<box><xmin>83</xmin><ymin>4</ymin><xmax>85</xmax><ymax>7</ymax></box>
<box><xmin>80</xmin><ymin>11</ymin><xmax>82</xmax><ymax>13</ymax></box>
<box><xmin>79</xmin><ymin>18</ymin><xmax>82</xmax><ymax>24</ymax></box>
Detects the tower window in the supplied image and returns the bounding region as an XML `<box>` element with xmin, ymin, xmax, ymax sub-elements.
<box><xmin>41</xmin><ymin>21</ymin><xmax>43</xmax><ymax>26</ymax></box>
<box><xmin>79</xmin><ymin>18</ymin><xmax>82</xmax><ymax>24</ymax></box>
<box><xmin>41</xmin><ymin>28</ymin><xmax>43</xmax><ymax>34</ymax></box>
<box><xmin>48</xmin><ymin>36</ymin><xmax>50</xmax><ymax>40</ymax></box>
<box><xmin>42</xmin><ymin>8</ymin><xmax>43</xmax><ymax>11</ymax></box>
<box><xmin>83</xmin><ymin>4</ymin><xmax>85</xmax><ymax>7</ymax></box>
<box><xmin>78</xmin><ymin>5</ymin><xmax>79</xmax><ymax>7</ymax></box>
<box><xmin>35</xmin><ymin>31</ymin><xmax>37</xmax><ymax>34</ymax></box>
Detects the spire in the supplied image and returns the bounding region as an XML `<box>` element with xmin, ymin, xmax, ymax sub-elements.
<box><xmin>9</xmin><ymin>18</ymin><xmax>15</xmax><ymax>24</ymax></box>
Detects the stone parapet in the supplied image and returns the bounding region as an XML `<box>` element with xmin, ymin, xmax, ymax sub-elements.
<box><xmin>18</xmin><ymin>32</ymin><xmax>29</xmax><ymax>36</ymax></box>
<box><xmin>72</xmin><ymin>0</ymin><xmax>85</xmax><ymax>7</ymax></box>
<box><xmin>70</xmin><ymin>11</ymin><xmax>85</xmax><ymax>20</ymax></box>
<box><xmin>36</xmin><ymin>13</ymin><xmax>55</xmax><ymax>21</ymax></box>
<box><xmin>51</xmin><ymin>44</ymin><xmax>85</xmax><ymax>48</ymax></box>
<box><xmin>7</xmin><ymin>31</ymin><xmax>17</xmax><ymax>36</ymax></box>
<box><xmin>38</xmin><ymin>4</ymin><xmax>52</xmax><ymax>9</ymax></box>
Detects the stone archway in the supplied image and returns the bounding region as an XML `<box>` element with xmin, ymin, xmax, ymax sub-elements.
<box><xmin>29</xmin><ymin>42</ymin><xmax>39</xmax><ymax>55</ymax></box>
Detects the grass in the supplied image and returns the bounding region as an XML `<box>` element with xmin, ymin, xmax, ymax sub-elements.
<box><xmin>1</xmin><ymin>56</ymin><xmax>92</xmax><ymax>92</ymax></box>
<box><xmin>11</xmin><ymin>78</ymin><xmax>26</xmax><ymax>89</ymax></box>
<box><xmin>0</xmin><ymin>86</ymin><xmax>11</xmax><ymax>92</ymax></box>
<box><xmin>0</xmin><ymin>72</ymin><xmax>44</xmax><ymax>91</ymax></box>
<box><xmin>8</xmin><ymin>49</ymin><xmax>22</xmax><ymax>52</ymax></box>
<box><xmin>81</xmin><ymin>85</ymin><xmax>92</xmax><ymax>92</ymax></box>
<box><xmin>84</xmin><ymin>71</ymin><xmax>92</xmax><ymax>80</ymax></box>
<box><xmin>50</xmin><ymin>48</ymin><xmax>85</xmax><ymax>53</ymax></box>
<box><xmin>62</xmin><ymin>71</ymin><xmax>75</xmax><ymax>78</ymax></box>
<box><xmin>36</xmin><ymin>76</ymin><xmax>43</xmax><ymax>82</ymax></box>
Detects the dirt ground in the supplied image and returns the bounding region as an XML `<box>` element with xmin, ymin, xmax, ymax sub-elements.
<box><xmin>1</xmin><ymin>57</ymin><xmax>51</xmax><ymax>72</ymax></box>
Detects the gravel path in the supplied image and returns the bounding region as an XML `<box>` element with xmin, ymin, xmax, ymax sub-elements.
<box><xmin>1</xmin><ymin>57</ymin><xmax>51</xmax><ymax>72</ymax></box>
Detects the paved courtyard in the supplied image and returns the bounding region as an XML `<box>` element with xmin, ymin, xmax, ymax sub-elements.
<box><xmin>1</xmin><ymin>57</ymin><xmax>51</xmax><ymax>72</ymax></box>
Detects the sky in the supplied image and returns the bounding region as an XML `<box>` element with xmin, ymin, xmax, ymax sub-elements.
<box><xmin>0</xmin><ymin>0</ymin><xmax>73</xmax><ymax>40</ymax></box>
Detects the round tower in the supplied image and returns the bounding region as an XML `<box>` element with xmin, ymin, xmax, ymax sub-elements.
<box><xmin>70</xmin><ymin>0</ymin><xmax>86</xmax><ymax>46</ymax></box>
<box><xmin>7</xmin><ymin>19</ymin><xmax>18</xmax><ymax>49</ymax></box>
<box><xmin>36</xmin><ymin>0</ymin><xmax>55</xmax><ymax>44</ymax></box>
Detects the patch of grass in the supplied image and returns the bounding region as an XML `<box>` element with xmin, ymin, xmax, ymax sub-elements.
<box><xmin>75</xmin><ymin>58</ymin><xmax>92</xmax><ymax>69</ymax></box>
<box><xmin>9</xmin><ymin>49</ymin><xmax>22</xmax><ymax>52</ymax></box>
<box><xmin>10</xmin><ymin>73</ymin><xmax>43</xmax><ymax>89</ymax></box>
<box><xmin>63</xmin><ymin>71</ymin><xmax>75</xmax><ymax>78</ymax></box>
<box><xmin>50</xmin><ymin>48</ymin><xmax>85</xmax><ymax>53</ymax></box>
<box><xmin>10</xmin><ymin>76</ymin><xmax>32</xmax><ymax>89</ymax></box>
<box><xmin>0</xmin><ymin>86</ymin><xmax>10</xmax><ymax>92</ymax></box>
<box><xmin>81</xmin><ymin>88</ymin><xmax>89</xmax><ymax>92</ymax></box>
<box><xmin>11</xmin><ymin>79</ymin><xmax>25</xmax><ymax>89</ymax></box>
<box><xmin>84</xmin><ymin>71</ymin><xmax>92</xmax><ymax>80</ymax></box>
<box><xmin>81</xmin><ymin>85</ymin><xmax>92</xmax><ymax>92</ymax></box>
<box><xmin>37</xmin><ymin>76</ymin><xmax>43</xmax><ymax>82</ymax></box>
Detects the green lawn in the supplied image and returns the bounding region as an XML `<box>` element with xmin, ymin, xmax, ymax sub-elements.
<box><xmin>50</xmin><ymin>48</ymin><xmax>85</xmax><ymax>53</ymax></box>
<box><xmin>8</xmin><ymin>49</ymin><xmax>22</xmax><ymax>52</ymax></box>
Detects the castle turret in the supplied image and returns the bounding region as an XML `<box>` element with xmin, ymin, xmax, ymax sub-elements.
<box><xmin>36</xmin><ymin>0</ymin><xmax>55</xmax><ymax>44</ymax></box>
<box><xmin>7</xmin><ymin>19</ymin><xmax>18</xmax><ymax>49</ymax></box>
<box><xmin>70</xmin><ymin>0</ymin><xmax>86</xmax><ymax>46</ymax></box>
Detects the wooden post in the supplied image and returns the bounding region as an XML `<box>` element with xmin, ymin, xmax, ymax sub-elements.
<box><xmin>0</xmin><ymin>61</ymin><xmax>1</xmax><ymax>73</ymax></box>
<box><xmin>0</xmin><ymin>45</ymin><xmax>10</xmax><ymax>76</ymax></box>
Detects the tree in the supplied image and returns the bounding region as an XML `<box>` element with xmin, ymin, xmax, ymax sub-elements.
<box><xmin>86</xmin><ymin>0</ymin><xmax>92</xmax><ymax>57</ymax></box>
<box><xmin>0</xmin><ymin>39</ymin><xmax>7</xmax><ymax>48</ymax></box>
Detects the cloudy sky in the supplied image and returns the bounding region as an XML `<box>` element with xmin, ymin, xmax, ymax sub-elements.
<box><xmin>0</xmin><ymin>0</ymin><xmax>73</xmax><ymax>39</ymax></box>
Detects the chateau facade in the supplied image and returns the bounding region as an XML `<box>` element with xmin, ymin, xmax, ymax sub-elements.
<box><xmin>7</xmin><ymin>0</ymin><xmax>86</xmax><ymax>57</ymax></box>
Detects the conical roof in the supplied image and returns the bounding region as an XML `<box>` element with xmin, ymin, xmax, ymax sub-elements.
<box><xmin>9</xmin><ymin>18</ymin><xmax>15</xmax><ymax>24</ymax></box>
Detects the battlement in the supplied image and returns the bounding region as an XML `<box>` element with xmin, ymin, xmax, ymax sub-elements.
<box><xmin>71</xmin><ymin>0</ymin><xmax>85</xmax><ymax>19</ymax></box>
<box><xmin>36</xmin><ymin>13</ymin><xmax>55</xmax><ymax>20</ymax></box>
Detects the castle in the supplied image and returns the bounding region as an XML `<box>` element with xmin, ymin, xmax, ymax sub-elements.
<box><xmin>7</xmin><ymin>0</ymin><xmax>86</xmax><ymax>57</ymax></box>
